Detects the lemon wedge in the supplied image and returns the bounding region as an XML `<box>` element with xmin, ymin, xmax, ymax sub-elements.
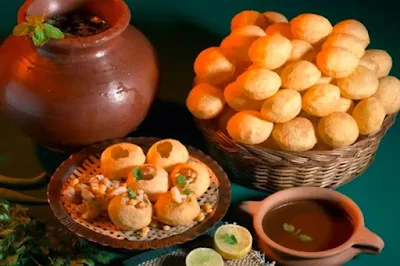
<box><xmin>185</xmin><ymin>248</ymin><xmax>224</xmax><ymax>266</ymax></box>
<box><xmin>213</xmin><ymin>224</ymin><xmax>253</xmax><ymax>260</ymax></box>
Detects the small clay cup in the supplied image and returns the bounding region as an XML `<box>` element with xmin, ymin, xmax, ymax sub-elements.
<box><xmin>241</xmin><ymin>187</ymin><xmax>384</xmax><ymax>266</ymax></box>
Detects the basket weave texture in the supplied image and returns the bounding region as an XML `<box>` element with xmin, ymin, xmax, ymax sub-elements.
<box><xmin>197</xmin><ymin>114</ymin><xmax>397</xmax><ymax>192</ymax></box>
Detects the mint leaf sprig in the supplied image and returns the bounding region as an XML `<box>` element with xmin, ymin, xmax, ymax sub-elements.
<box><xmin>13</xmin><ymin>14</ymin><xmax>64</xmax><ymax>47</ymax></box>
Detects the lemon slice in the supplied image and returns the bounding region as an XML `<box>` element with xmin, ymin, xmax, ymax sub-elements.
<box><xmin>213</xmin><ymin>224</ymin><xmax>253</xmax><ymax>260</ymax></box>
<box><xmin>185</xmin><ymin>248</ymin><xmax>224</xmax><ymax>266</ymax></box>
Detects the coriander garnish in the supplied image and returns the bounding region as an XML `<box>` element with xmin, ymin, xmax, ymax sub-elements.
<box><xmin>127</xmin><ymin>187</ymin><xmax>137</xmax><ymax>199</ymax></box>
<box><xmin>182</xmin><ymin>189</ymin><xmax>193</xmax><ymax>195</ymax></box>
<box><xmin>223</xmin><ymin>233</ymin><xmax>238</xmax><ymax>245</ymax></box>
<box><xmin>176</xmin><ymin>174</ymin><xmax>187</xmax><ymax>188</ymax></box>
<box><xmin>283</xmin><ymin>223</ymin><xmax>312</xmax><ymax>242</ymax></box>
<box><xmin>132</xmin><ymin>168</ymin><xmax>143</xmax><ymax>180</ymax></box>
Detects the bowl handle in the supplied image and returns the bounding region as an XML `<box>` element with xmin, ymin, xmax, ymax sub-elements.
<box><xmin>238</xmin><ymin>201</ymin><xmax>262</xmax><ymax>217</ymax></box>
<box><xmin>352</xmin><ymin>227</ymin><xmax>384</xmax><ymax>254</ymax></box>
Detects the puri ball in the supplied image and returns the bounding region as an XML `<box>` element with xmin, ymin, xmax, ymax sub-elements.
<box><xmin>362</xmin><ymin>49</ymin><xmax>392</xmax><ymax>78</ymax></box>
<box><xmin>352</xmin><ymin>97</ymin><xmax>386</xmax><ymax>135</ymax></box>
<box><xmin>336</xmin><ymin>97</ymin><xmax>354</xmax><ymax>113</ymax></box>
<box><xmin>288</xmin><ymin>39</ymin><xmax>315</xmax><ymax>62</ymax></box>
<box><xmin>231</xmin><ymin>25</ymin><xmax>266</xmax><ymax>38</ymax></box>
<box><xmin>265</xmin><ymin>22</ymin><xmax>293</xmax><ymax>39</ymax></box>
<box><xmin>186</xmin><ymin>84</ymin><xmax>225</xmax><ymax>119</ymax></box>
<box><xmin>146</xmin><ymin>139</ymin><xmax>189</xmax><ymax>172</ymax></box>
<box><xmin>302</xmin><ymin>84</ymin><xmax>341</xmax><ymax>117</ymax></box>
<box><xmin>236</xmin><ymin>68</ymin><xmax>281</xmax><ymax>100</ymax></box>
<box><xmin>318</xmin><ymin>112</ymin><xmax>359</xmax><ymax>148</ymax></box>
<box><xmin>194</xmin><ymin>47</ymin><xmax>235</xmax><ymax>85</ymax></box>
<box><xmin>336</xmin><ymin>65</ymin><xmax>378</xmax><ymax>100</ymax></box>
<box><xmin>316</xmin><ymin>47</ymin><xmax>359</xmax><ymax>78</ymax></box>
<box><xmin>261</xmin><ymin>89</ymin><xmax>302</xmax><ymax>123</ymax></box>
<box><xmin>263</xmin><ymin>11</ymin><xmax>288</xmax><ymax>25</ymax></box>
<box><xmin>373</xmin><ymin>76</ymin><xmax>400</xmax><ymax>114</ymax></box>
<box><xmin>359</xmin><ymin>57</ymin><xmax>379</xmax><ymax>75</ymax></box>
<box><xmin>100</xmin><ymin>143</ymin><xmax>146</xmax><ymax>179</ymax></box>
<box><xmin>280</xmin><ymin>60</ymin><xmax>321</xmax><ymax>91</ymax></box>
<box><xmin>322</xmin><ymin>33</ymin><xmax>365</xmax><ymax>58</ymax></box>
<box><xmin>290</xmin><ymin>13</ymin><xmax>333</xmax><ymax>45</ymax></box>
<box><xmin>316</xmin><ymin>75</ymin><xmax>333</xmax><ymax>85</ymax></box>
<box><xmin>272</xmin><ymin>117</ymin><xmax>317</xmax><ymax>151</ymax></box>
<box><xmin>224</xmin><ymin>82</ymin><xmax>264</xmax><ymax>111</ymax></box>
<box><xmin>231</xmin><ymin>10</ymin><xmax>268</xmax><ymax>31</ymax></box>
<box><xmin>227</xmin><ymin>111</ymin><xmax>274</xmax><ymax>144</ymax></box>
<box><xmin>220</xmin><ymin>34</ymin><xmax>259</xmax><ymax>68</ymax></box>
<box><xmin>332</xmin><ymin>19</ymin><xmax>370</xmax><ymax>48</ymax></box>
<box><xmin>248</xmin><ymin>34</ymin><xmax>292</xmax><ymax>70</ymax></box>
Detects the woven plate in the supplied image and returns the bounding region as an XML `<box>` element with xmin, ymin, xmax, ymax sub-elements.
<box><xmin>47</xmin><ymin>137</ymin><xmax>231</xmax><ymax>250</ymax></box>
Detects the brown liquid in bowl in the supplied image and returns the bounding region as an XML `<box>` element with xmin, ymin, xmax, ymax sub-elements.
<box><xmin>262</xmin><ymin>200</ymin><xmax>354</xmax><ymax>252</ymax></box>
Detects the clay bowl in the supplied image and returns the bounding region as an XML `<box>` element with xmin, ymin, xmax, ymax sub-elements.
<box><xmin>47</xmin><ymin>137</ymin><xmax>231</xmax><ymax>250</ymax></box>
<box><xmin>240</xmin><ymin>187</ymin><xmax>384</xmax><ymax>266</ymax></box>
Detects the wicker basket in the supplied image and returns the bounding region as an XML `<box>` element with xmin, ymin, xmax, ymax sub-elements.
<box><xmin>196</xmin><ymin>114</ymin><xmax>397</xmax><ymax>192</ymax></box>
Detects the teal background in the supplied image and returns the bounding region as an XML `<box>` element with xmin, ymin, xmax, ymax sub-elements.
<box><xmin>0</xmin><ymin>0</ymin><xmax>399</xmax><ymax>265</ymax></box>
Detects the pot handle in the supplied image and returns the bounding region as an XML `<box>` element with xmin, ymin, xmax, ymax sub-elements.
<box><xmin>238</xmin><ymin>201</ymin><xmax>262</xmax><ymax>217</ymax></box>
<box><xmin>352</xmin><ymin>227</ymin><xmax>384</xmax><ymax>254</ymax></box>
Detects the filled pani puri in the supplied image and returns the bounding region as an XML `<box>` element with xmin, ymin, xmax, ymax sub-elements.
<box><xmin>336</xmin><ymin>65</ymin><xmax>379</xmax><ymax>100</ymax></box>
<box><xmin>127</xmin><ymin>164</ymin><xmax>169</xmax><ymax>202</ymax></box>
<box><xmin>236</xmin><ymin>68</ymin><xmax>281</xmax><ymax>100</ymax></box>
<box><xmin>318</xmin><ymin>112</ymin><xmax>359</xmax><ymax>148</ymax></box>
<box><xmin>280</xmin><ymin>60</ymin><xmax>321</xmax><ymax>91</ymax></box>
<box><xmin>373</xmin><ymin>76</ymin><xmax>400</xmax><ymax>114</ymax></box>
<box><xmin>147</xmin><ymin>139</ymin><xmax>189</xmax><ymax>172</ymax></box>
<box><xmin>171</xmin><ymin>162</ymin><xmax>211</xmax><ymax>198</ymax></box>
<box><xmin>272</xmin><ymin>117</ymin><xmax>317</xmax><ymax>151</ymax></box>
<box><xmin>224</xmin><ymin>82</ymin><xmax>264</xmax><ymax>111</ymax></box>
<box><xmin>316</xmin><ymin>47</ymin><xmax>359</xmax><ymax>78</ymax></box>
<box><xmin>260</xmin><ymin>89</ymin><xmax>302</xmax><ymax>123</ymax></box>
<box><xmin>227</xmin><ymin>111</ymin><xmax>274</xmax><ymax>145</ymax></box>
<box><xmin>186</xmin><ymin>83</ymin><xmax>225</xmax><ymax>119</ymax></box>
<box><xmin>352</xmin><ymin>97</ymin><xmax>386</xmax><ymax>135</ymax></box>
<box><xmin>154</xmin><ymin>187</ymin><xmax>201</xmax><ymax>226</ymax></box>
<box><xmin>302</xmin><ymin>84</ymin><xmax>341</xmax><ymax>117</ymax></box>
<box><xmin>361</xmin><ymin>49</ymin><xmax>393</xmax><ymax>78</ymax></box>
<box><xmin>248</xmin><ymin>34</ymin><xmax>292</xmax><ymax>70</ymax></box>
<box><xmin>290</xmin><ymin>13</ymin><xmax>333</xmax><ymax>45</ymax></box>
<box><xmin>100</xmin><ymin>143</ymin><xmax>146</xmax><ymax>179</ymax></box>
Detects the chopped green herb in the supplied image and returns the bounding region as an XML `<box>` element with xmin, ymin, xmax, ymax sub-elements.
<box><xmin>182</xmin><ymin>189</ymin><xmax>193</xmax><ymax>195</ymax></box>
<box><xmin>283</xmin><ymin>223</ymin><xmax>295</xmax><ymax>233</ymax></box>
<box><xmin>223</xmin><ymin>233</ymin><xmax>238</xmax><ymax>245</ymax></box>
<box><xmin>298</xmin><ymin>234</ymin><xmax>313</xmax><ymax>242</ymax></box>
<box><xmin>176</xmin><ymin>174</ymin><xmax>187</xmax><ymax>188</ymax></box>
<box><xmin>294</xmin><ymin>228</ymin><xmax>302</xmax><ymax>236</ymax></box>
<box><xmin>132</xmin><ymin>168</ymin><xmax>143</xmax><ymax>181</ymax></box>
<box><xmin>127</xmin><ymin>187</ymin><xmax>136</xmax><ymax>199</ymax></box>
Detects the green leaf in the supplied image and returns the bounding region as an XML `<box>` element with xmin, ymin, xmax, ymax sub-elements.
<box><xmin>223</xmin><ymin>233</ymin><xmax>238</xmax><ymax>245</ymax></box>
<box><xmin>0</xmin><ymin>213</ymin><xmax>10</xmax><ymax>221</ymax></box>
<box><xmin>34</xmin><ymin>26</ymin><xmax>45</xmax><ymax>41</ymax></box>
<box><xmin>132</xmin><ymin>168</ymin><xmax>143</xmax><ymax>181</ymax></box>
<box><xmin>283</xmin><ymin>223</ymin><xmax>295</xmax><ymax>233</ymax></box>
<box><xmin>298</xmin><ymin>234</ymin><xmax>313</xmax><ymax>242</ymax></box>
<box><xmin>43</xmin><ymin>23</ymin><xmax>64</xmax><ymax>39</ymax></box>
<box><xmin>13</xmin><ymin>23</ymin><xmax>32</xmax><ymax>36</ymax></box>
<box><xmin>127</xmin><ymin>187</ymin><xmax>136</xmax><ymax>199</ymax></box>
<box><xmin>176</xmin><ymin>175</ymin><xmax>187</xmax><ymax>188</ymax></box>
<box><xmin>32</xmin><ymin>35</ymin><xmax>45</xmax><ymax>47</ymax></box>
<box><xmin>182</xmin><ymin>189</ymin><xmax>193</xmax><ymax>195</ymax></box>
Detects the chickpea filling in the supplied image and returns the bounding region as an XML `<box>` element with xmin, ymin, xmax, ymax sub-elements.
<box><xmin>156</xmin><ymin>141</ymin><xmax>173</xmax><ymax>158</ymax></box>
<box><xmin>140</xmin><ymin>165</ymin><xmax>157</xmax><ymax>180</ymax></box>
<box><xmin>110</xmin><ymin>146</ymin><xmax>130</xmax><ymax>160</ymax></box>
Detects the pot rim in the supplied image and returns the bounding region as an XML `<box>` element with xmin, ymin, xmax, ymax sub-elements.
<box><xmin>17</xmin><ymin>0</ymin><xmax>130</xmax><ymax>50</ymax></box>
<box><xmin>253</xmin><ymin>187</ymin><xmax>366</xmax><ymax>259</ymax></box>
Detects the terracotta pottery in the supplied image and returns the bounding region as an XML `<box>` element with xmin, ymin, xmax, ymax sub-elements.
<box><xmin>0</xmin><ymin>0</ymin><xmax>159</xmax><ymax>151</ymax></box>
<box><xmin>240</xmin><ymin>187</ymin><xmax>384</xmax><ymax>266</ymax></box>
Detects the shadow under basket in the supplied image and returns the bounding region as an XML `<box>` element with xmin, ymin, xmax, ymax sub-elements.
<box><xmin>196</xmin><ymin>113</ymin><xmax>397</xmax><ymax>192</ymax></box>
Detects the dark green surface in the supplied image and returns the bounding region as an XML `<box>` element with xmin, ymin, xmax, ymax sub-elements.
<box><xmin>1</xmin><ymin>0</ymin><xmax>399</xmax><ymax>265</ymax></box>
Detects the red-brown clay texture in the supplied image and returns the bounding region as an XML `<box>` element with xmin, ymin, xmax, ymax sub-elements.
<box><xmin>0</xmin><ymin>0</ymin><xmax>159</xmax><ymax>150</ymax></box>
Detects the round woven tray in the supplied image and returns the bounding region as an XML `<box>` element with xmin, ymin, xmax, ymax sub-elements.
<box><xmin>47</xmin><ymin>137</ymin><xmax>231</xmax><ymax>250</ymax></box>
<box><xmin>196</xmin><ymin>114</ymin><xmax>397</xmax><ymax>192</ymax></box>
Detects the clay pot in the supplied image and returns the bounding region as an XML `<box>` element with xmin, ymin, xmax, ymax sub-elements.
<box><xmin>0</xmin><ymin>0</ymin><xmax>159</xmax><ymax>151</ymax></box>
<box><xmin>241</xmin><ymin>187</ymin><xmax>384</xmax><ymax>266</ymax></box>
